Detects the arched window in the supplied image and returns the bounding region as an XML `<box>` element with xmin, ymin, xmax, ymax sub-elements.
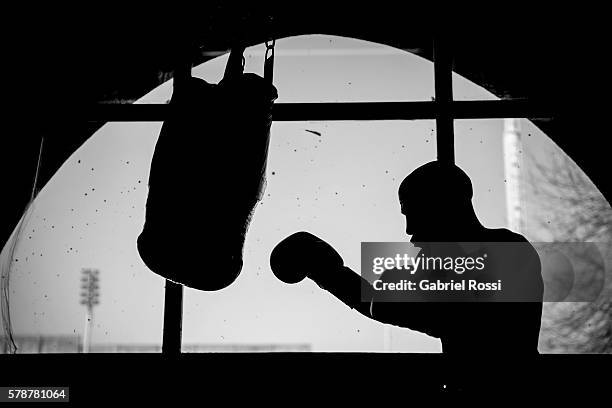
<box><xmin>2</xmin><ymin>35</ymin><xmax>609</xmax><ymax>354</ymax></box>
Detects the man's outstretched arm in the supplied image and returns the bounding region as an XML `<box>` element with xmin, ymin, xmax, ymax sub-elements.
<box><xmin>269</xmin><ymin>231</ymin><xmax>442</xmax><ymax>338</ymax></box>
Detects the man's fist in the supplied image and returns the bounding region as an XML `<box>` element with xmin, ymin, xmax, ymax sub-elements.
<box><xmin>270</xmin><ymin>231</ymin><xmax>344</xmax><ymax>284</ymax></box>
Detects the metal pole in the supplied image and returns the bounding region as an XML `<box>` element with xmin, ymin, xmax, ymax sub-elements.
<box><xmin>162</xmin><ymin>280</ymin><xmax>183</xmax><ymax>356</ymax></box>
<box><xmin>160</xmin><ymin>47</ymin><xmax>190</xmax><ymax>356</ymax></box>
<box><xmin>433</xmin><ymin>36</ymin><xmax>455</xmax><ymax>164</ymax></box>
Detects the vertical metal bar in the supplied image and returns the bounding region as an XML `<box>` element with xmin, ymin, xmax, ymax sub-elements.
<box><xmin>161</xmin><ymin>48</ymin><xmax>190</xmax><ymax>356</ymax></box>
<box><xmin>433</xmin><ymin>36</ymin><xmax>455</xmax><ymax>164</ymax></box>
<box><xmin>162</xmin><ymin>280</ymin><xmax>183</xmax><ymax>356</ymax></box>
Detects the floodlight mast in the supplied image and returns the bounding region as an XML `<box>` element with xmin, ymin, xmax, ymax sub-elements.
<box><xmin>80</xmin><ymin>268</ymin><xmax>100</xmax><ymax>353</ymax></box>
<box><xmin>503</xmin><ymin>118</ymin><xmax>523</xmax><ymax>234</ymax></box>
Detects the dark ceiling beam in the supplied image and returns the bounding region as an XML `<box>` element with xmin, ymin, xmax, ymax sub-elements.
<box><xmin>62</xmin><ymin>100</ymin><xmax>557</xmax><ymax>122</ymax></box>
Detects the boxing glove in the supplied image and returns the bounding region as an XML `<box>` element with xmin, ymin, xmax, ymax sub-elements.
<box><xmin>270</xmin><ymin>231</ymin><xmax>344</xmax><ymax>286</ymax></box>
<box><xmin>270</xmin><ymin>231</ymin><xmax>379</xmax><ymax>319</ymax></box>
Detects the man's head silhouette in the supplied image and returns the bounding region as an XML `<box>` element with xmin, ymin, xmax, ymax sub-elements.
<box><xmin>399</xmin><ymin>161</ymin><xmax>479</xmax><ymax>239</ymax></box>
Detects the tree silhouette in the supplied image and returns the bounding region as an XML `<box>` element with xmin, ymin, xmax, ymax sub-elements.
<box><xmin>524</xmin><ymin>147</ymin><xmax>612</xmax><ymax>353</ymax></box>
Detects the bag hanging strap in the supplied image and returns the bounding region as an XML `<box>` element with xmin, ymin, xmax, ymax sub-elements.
<box><xmin>264</xmin><ymin>39</ymin><xmax>275</xmax><ymax>84</ymax></box>
<box><xmin>223</xmin><ymin>45</ymin><xmax>246</xmax><ymax>82</ymax></box>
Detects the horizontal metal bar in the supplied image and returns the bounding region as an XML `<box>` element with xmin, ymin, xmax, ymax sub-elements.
<box><xmin>273</xmin><ymin>102</ymin><xmax>438</xmax><ymax>121</ymax></box>
<box><xmin>277</xmin><ymin>100</ymin><xmax>557</xmax><ymax>121</ymax></box>
<box><xmin>72</xmin><ymin>100</ymin><xmax>556</xmax><ymax>122</ymax></box>
<box><xmin>450</xmin><ymin>100</ymin><xmax>557</xmax><ymax>119</ymax></box>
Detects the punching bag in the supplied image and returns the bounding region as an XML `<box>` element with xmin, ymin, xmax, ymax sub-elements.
<box><xmin>138</xmin><ymin>47</ymin><xmax>278</xmax><ymax>291</ymax></box>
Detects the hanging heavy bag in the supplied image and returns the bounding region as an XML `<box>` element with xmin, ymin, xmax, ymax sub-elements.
<box><xmin>138</xmin><ymin>46</ymin><xmax>278</xmax><ymax>291</ymax></box>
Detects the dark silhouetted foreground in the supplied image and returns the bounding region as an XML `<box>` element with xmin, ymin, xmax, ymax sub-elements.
<box><xmin>271</xmin><ymin>161</ymin><xmax>544</xmax><ymax>354</ymax></box>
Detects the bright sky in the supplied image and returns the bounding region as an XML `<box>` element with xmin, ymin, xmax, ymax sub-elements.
<box><xmin>5</xmin><ymin>35</ymin><xmax>562</xmax><ymax>352</ymax></box>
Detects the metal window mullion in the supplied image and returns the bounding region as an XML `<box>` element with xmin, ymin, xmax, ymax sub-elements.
<box><xmin>78</xmin><ymin>100</ymin><xmax>554</xmax><ymax>122</ymax></box>
<box><xmin>162</xmin><ymin>280</ymin><xmax>183</xmax><ymax>356</ymax></box>
<box><xmin>160</xmin><ymin>54</ymin><xmax>190</xmax><ymax>357</ymax></box>
<box><xmin>433</xmin><ymin>36</ymin><xmax>455</xmax><ymax>164</ymax></box>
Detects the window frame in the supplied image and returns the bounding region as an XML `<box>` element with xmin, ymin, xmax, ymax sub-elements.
<box><xmin>81</xmin><ymin>37</ymin><xmax>555</xmax><ymax>355</ymax></box>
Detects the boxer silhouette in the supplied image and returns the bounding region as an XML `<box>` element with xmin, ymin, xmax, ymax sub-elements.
<box><xmin>270</xmin><ymin>161</ymin><xmax>544</xmax><ymax>355</ymax></box>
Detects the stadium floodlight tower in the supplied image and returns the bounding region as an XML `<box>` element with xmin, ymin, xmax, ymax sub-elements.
<box><xmin>503</xmin><ymin>118</ymin><xmax>523</xmax><ymax>234</ymax></box>
<box><xmin>80</xmin><ymin>268</ymin><xmax>100</xmax><ymax>353</ymax></box>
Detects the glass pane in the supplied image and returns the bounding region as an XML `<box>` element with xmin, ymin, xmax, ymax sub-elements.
<box><xmin>1</xmin><ymin>121</ymin><xmax>165</xmax><ymax>353</ymax></box>
<box><xmin>1</xmin><ymin>33</ymin><xmax>436</xmax><ymax>355</ymax></box>
<box><xmin>452</xmin><ymin>72</ymin><xmax>500</xmax><ymax>101</ymax></box>
<box><xmin>455</xmin><ymin>118</ymin><xmax>612</xmax><ymax>354</ymax></box>
<box><xmin>181</xmin><ymin>120</ymin><xmax>437</xmax><ymax>352</ymax></box>
<box><xmin>136</xmin><ymin>35</ymin><xmax>436</xmax><ymax>105</ymax></box>
<box><xmin>186</xmin><ymin>35</ymin><xmax>435</xmax><ymax>104</ymax></box>
<box><xmin>141</xmin><ymin>36</ymin><xmax>435</xmax><ymax>105</ymax></box>
<box><xmin>454</xmin><ymin>119</ymin><xmax>509</xmax><ymax>229</ymax></box>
